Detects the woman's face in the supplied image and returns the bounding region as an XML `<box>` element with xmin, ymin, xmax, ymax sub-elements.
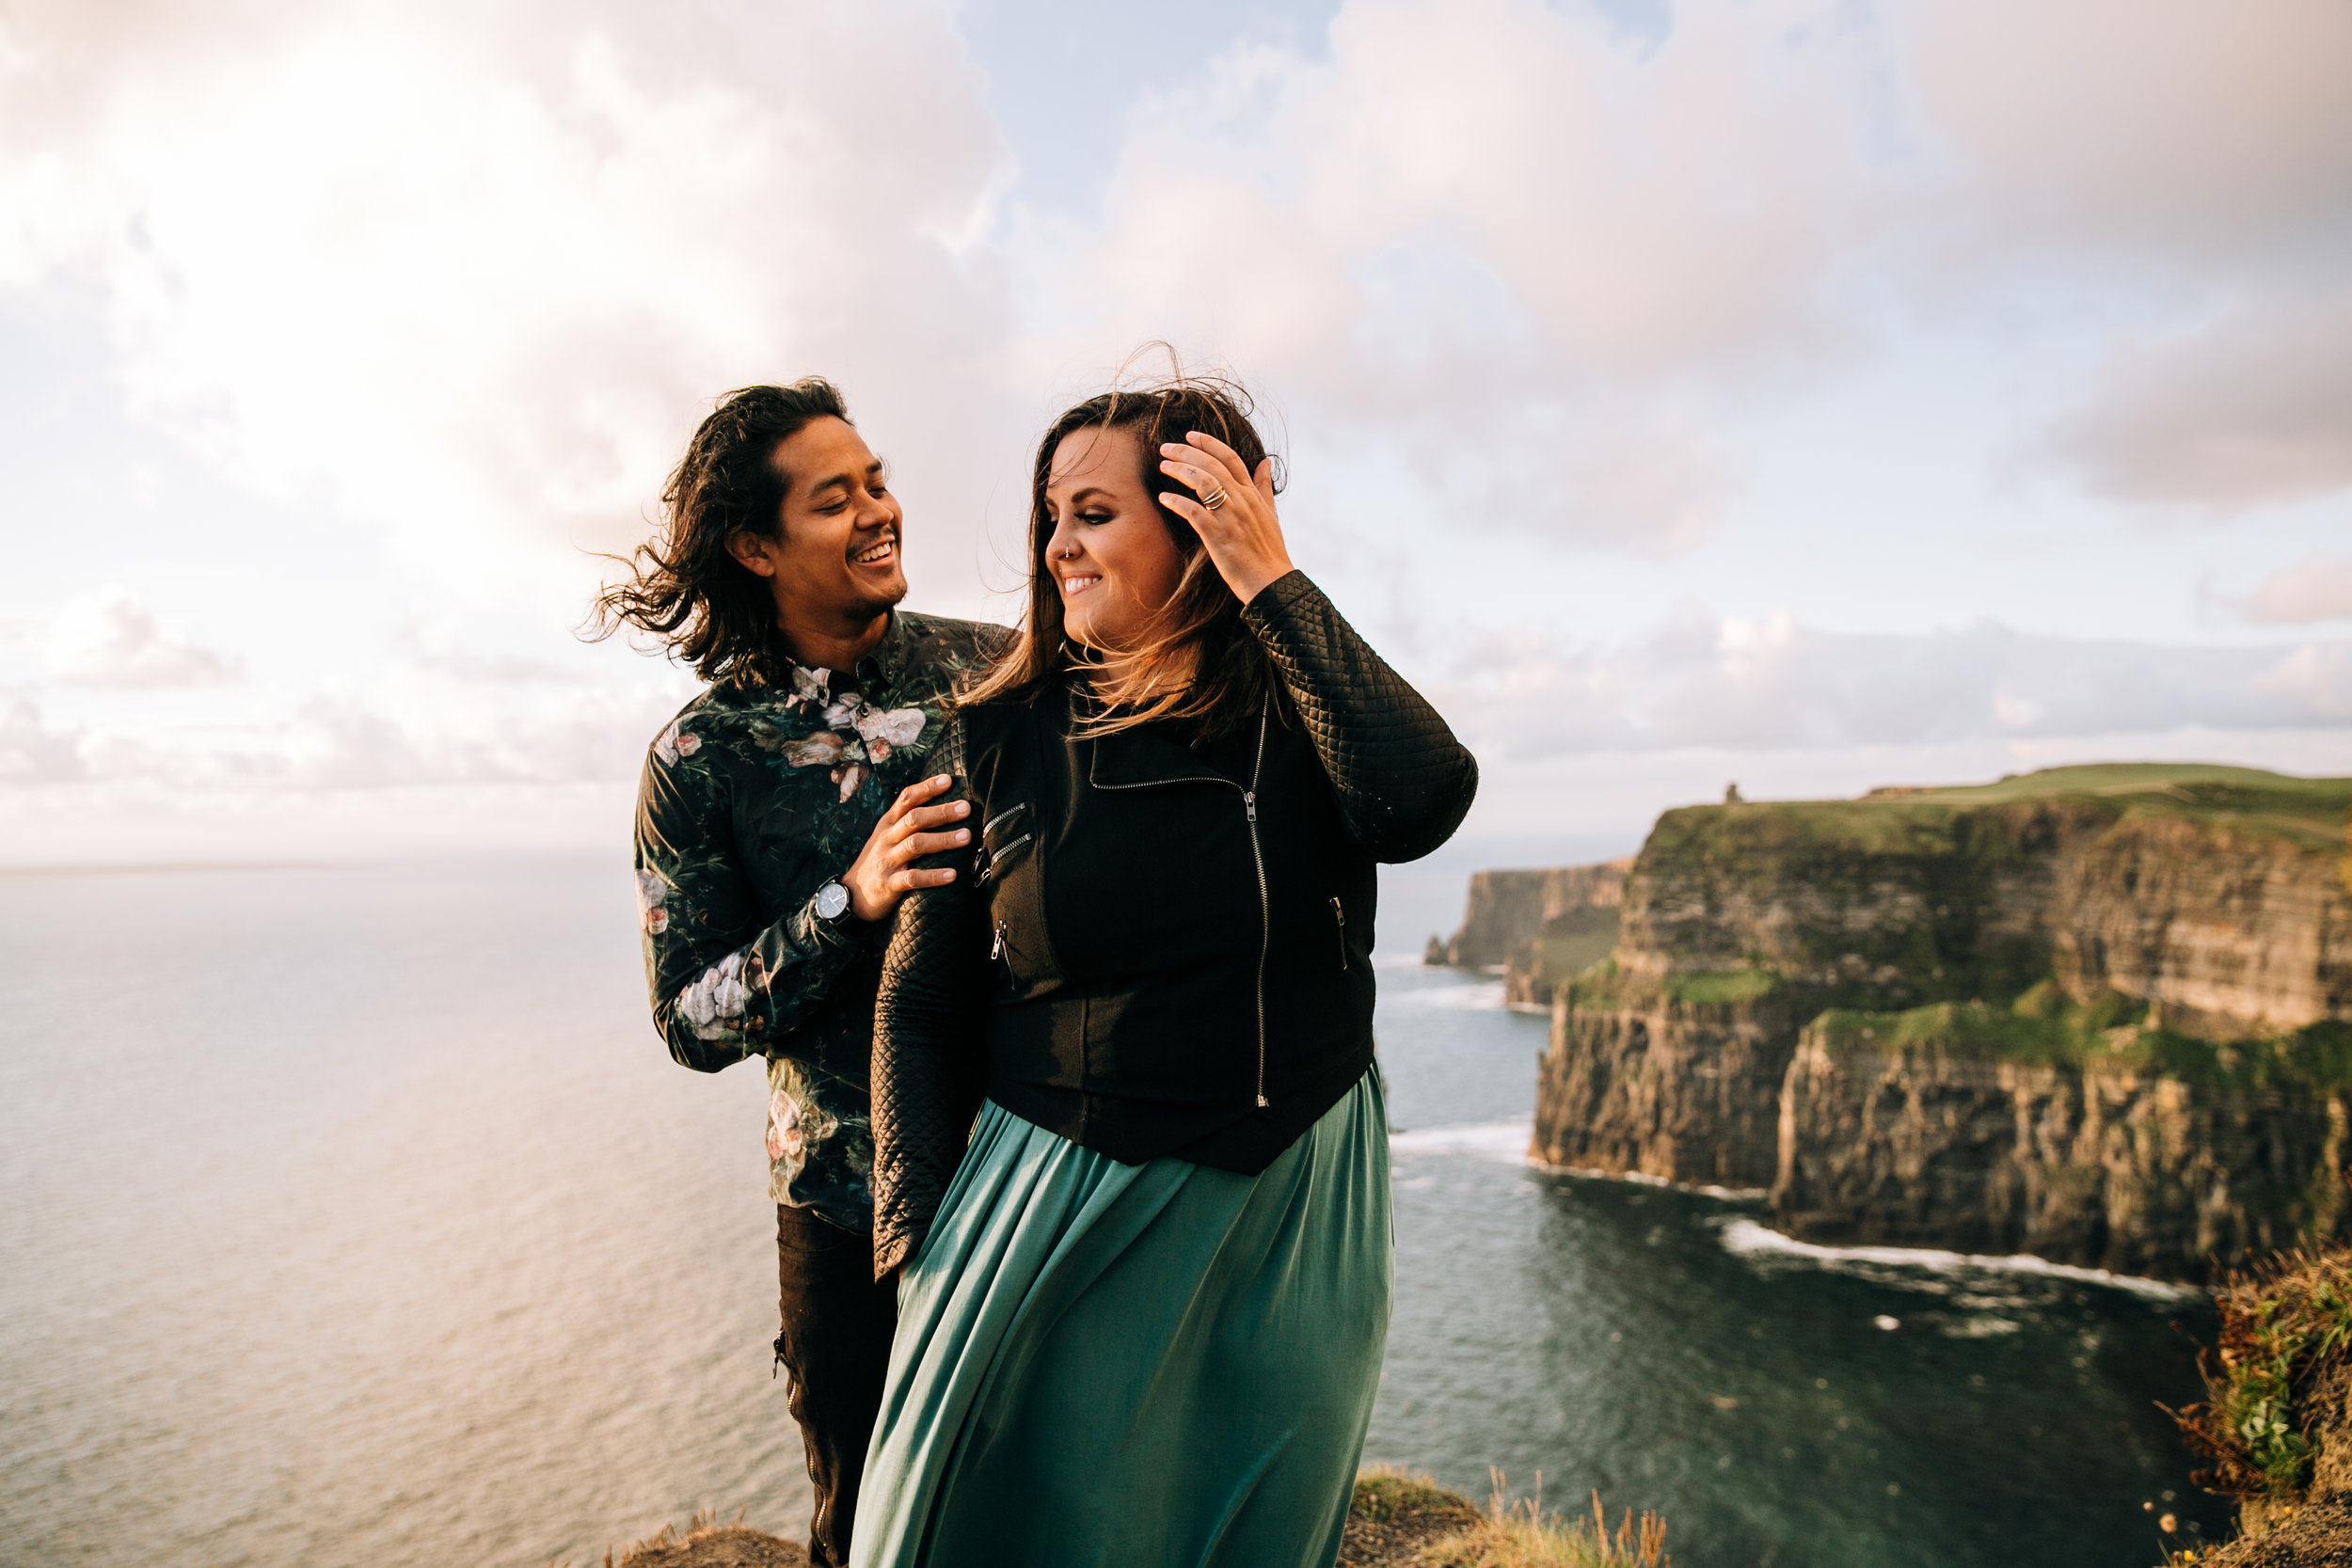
<box><xmin>1043</xmin><ymin>424</ymin><xmax>1187</xmax><ymax>652</ymax></box>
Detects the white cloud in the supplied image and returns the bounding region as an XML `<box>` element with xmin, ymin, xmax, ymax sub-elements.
<box><xmin>45</xmin><ymin>667</ymin><xmax>688</xmax><ymax>794</ymax></box>
<box><xmin>0</xmin><ymin>699</ymin><xmax>85</xmax><ymax>783</ymax></box>
<box><xmin>2039</xmin><ymin>283</ymin><xmax>2352</xmax><ymax>514</ymax></box>
<box><xmin>1901</xmin><ymin>0</ymin><xmax>2352</xmax><ymax>261</ymax></box>
<box><xmin>1017</xmin><ymin>0</ymin><xmax>2352</xmax><ymax>548</ymax></box>
<box><xmin>1014</xmin><ymin>0</ymin><xmax>1885</xmax><ymax>553</ymax></box>
<box><xmin>43</xmin><ymin>585</ymin><xmax>234</xmax><ymax>687</ymax></box>
<box><xmin>2238</xmin><ymin>553</ymin><xmax>2352</xmax><ymax>625</ymax></box>
<box><xmin>0</xmin><ymin>0</ymin><xmax>1026</xmax><ymax>596</ymax></box>
<box><xmin>1442</xmin><ymin>610</ymin><xmax>2352</xmax><ymax>758</ymax></box>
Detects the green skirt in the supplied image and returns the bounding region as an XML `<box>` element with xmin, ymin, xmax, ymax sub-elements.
<box><xmin>850</xmin><ymin>1069</ymin><xmax>1392</xmax><ymax>1568</ymax></box>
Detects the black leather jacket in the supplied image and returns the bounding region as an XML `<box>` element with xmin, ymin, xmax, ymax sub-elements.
<box><xmin>869</xmin><ymin>572</ymin><xmax>1477</xmax><ymax>1276</ymax></box>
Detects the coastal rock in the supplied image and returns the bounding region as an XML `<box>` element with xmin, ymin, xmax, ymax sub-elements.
<box><xmin>1431</xmin><ymin>862</ymin><xmax>1630</xmax><ymax>1006</ymax></box>
<box><xmin>1534</xmin><ymin>975</ymin><xmax>1796</xmax><ymax>1189</ymax></box>
<box><xmin>1769</xmin><ymin>1011</ymin><xmax>2352</xmax><ymax>1277</ymax></box>
<box><xmin>1524</xmin><ymin>764</ymin><xmax>2352</xmax><ymax>1280</ymax></box>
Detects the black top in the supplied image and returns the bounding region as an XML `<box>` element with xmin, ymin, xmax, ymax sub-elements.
<box><xmin>868</xmin><ymin>572</ymin><xmax>1479</xmax><ymax>1275</ymax></box>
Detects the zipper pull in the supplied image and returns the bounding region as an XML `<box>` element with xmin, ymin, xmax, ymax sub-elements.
<box><xmin>1244</xmin><ymin>790</ymin><xmax>1257</xmax><ymax>822</ymax></box>
<box><xmin>1256</xmin><ymin>1093</ymin><xmax>1269</xmax><ymax>1108</ymax></box>
<box><xmin>991</xmin><ymin>922</ymin><xmax>1008</xmax><ymax>961</ymax></box>
<box><xmin>1332</xmin><ymin>896</ymin><xmax>1348</xmax><ymax>970</ymax></box>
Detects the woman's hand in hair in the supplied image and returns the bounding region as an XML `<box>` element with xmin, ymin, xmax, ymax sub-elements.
<box><xmin>1158</xmin><ymin>432</ymin><xmax>1295</xmax><ymax>606</ymax></box>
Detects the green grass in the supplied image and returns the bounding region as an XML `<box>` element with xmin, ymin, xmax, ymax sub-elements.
<box><xmin>1814</xmin><ymin>988</ymin><xmax>2352</xmax><ymax>1093</ymax></box>
<box><xmin>1666</xmin><ymin>763</ymin><xmax>2352</xmax><ymax>857</ymax></box>
<box><xmin>1351</xmin><ymin>1468</ymin><xmax>1483</xmax><ymax>1528</ymax></box>
<box><xmin>1562</xmin><ymin>960</ymin><xmax>1784</xmax><ymax>1012</ymax></box>
<box><xmin>1516</xmin><ymin>910</ymin><xmax>1621</xmax><ymax>996</ymax></box>
<box><xmin>2173</xmin><ymin>1250</ymin><xmax>2352</xmax><ymax>1507</ymax></box>
<box><xmin>1661</xmin><ymin>969</ymin><xmax>1782</xmax><ymax>1006</ymax></box>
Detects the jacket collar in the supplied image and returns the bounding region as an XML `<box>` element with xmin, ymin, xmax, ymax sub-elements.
<box><xmin>1085</xmin><ymin>722</ymin><xmax>1231</xmax><ymax>790</ymax></box>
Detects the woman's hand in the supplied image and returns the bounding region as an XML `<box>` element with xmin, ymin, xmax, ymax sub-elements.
<box><xmin>1158</xmin><ymin>431</ymin><xmax>1295</xmax><ymax>605</ymax></box>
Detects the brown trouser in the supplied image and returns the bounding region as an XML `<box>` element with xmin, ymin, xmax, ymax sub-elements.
<box><xmin>773</xmin><ymin>1203</ymin><xmax>898</xmax><ymax>1568</ymax></box>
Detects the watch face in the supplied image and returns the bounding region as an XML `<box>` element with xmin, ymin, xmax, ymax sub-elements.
<box><xmin>816</xmin><ymin>881</ymin><xmax>850</xmax><ymax>920</ymax></box>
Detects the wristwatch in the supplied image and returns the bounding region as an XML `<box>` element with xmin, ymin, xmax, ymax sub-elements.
<box><xmin>815</xmin><ymin>880</ymin><xmax>851</xmax><ymax>921</ymax></box>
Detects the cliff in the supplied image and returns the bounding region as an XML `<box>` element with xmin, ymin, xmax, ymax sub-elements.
<box><xmin>1528</xmin><ymin>764</ymin><xmax>2352</xmax><ymax>1278</ymax></box>
<box><xmin>1428</xmin><ymin>861</ymin><xmax>1632</xmax><ymax>1007</ymax></box>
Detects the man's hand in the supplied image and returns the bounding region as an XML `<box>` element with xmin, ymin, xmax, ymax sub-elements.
<box><xmin>843</xmin><ymin>774</ymin><xmax>969</xmax><ymax>924</ymax></box>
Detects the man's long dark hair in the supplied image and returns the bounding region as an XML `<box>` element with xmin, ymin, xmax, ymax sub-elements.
<box><xmin>960</xmin><ymin>372</ymin><xmax>1284</xmax><ymax>743</ymax></box>
<box><xmin>591</xmin><ymin>380</ymin><xmax>850</xmax><ymax>684</ymax></box>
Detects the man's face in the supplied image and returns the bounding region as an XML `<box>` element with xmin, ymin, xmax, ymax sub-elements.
<box><xmin>738</xmin><ymin>416</ymin><xmax>909</xmax><ymax>632</ymax></box>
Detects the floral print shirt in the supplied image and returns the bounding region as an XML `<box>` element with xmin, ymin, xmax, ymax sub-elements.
<box><xmin>633</xmin><ymin>610</ymin><xmax>1006</xmax><ymax>1230</ymax></box>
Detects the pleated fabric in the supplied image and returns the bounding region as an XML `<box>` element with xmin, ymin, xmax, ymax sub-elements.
<box><xmin>849</xmin><ymin>1069</ymin><xmax>1392</xmax><ymax>1568</ymax></box>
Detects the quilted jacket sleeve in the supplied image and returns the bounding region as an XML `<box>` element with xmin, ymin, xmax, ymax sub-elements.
<box><xmin>869</xmin><ymin>713</ymin><xmax>990</xmax><ymax>1279</ymax></box>
<box><xmin>1241</xmin><ymin>570</ymin><xmax>1478</xmax><ymax>863</ymax></box>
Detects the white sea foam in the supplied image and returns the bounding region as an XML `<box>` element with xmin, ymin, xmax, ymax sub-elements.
<box><xmin>1388</xmin><ymin>1116</ymin><xmax>1534</xmax><ymax>1162</ymax></box>
<box><xmin>1548</xmin><ymin>1164</ymin><xmax>1768</xmax><ymax>1201</ymax></box>
<box><xmin>1718</xmin><ymin>1218</ymin><xmax>2205</xmax><ymax>1302</ymax></box>
<box><xmin>1380</xmin><ymin>981</ymin><xmax>1509</xmax><ymax>1012</ymax></box>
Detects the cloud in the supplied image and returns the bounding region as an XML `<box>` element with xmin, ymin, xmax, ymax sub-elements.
<box><xmin>1901</xmin><ymin>0</ymin><xmax>2352</xmax><ymax>261</ymax></box>
<box><xmin>1442</xmin><ymin>608</ymin><xmax>2352</xmax><ymax>758</ymax></box>
<box><xmin>1019</xmin><ymin>0</ymin><xmax>1884</xmax><ymax>553</ymax></box>
<box><xmin>2038</xmin><ymin>283</ymin><xmax>2352</xmax><ymax>514</ymax></box>
<box><xmin>38</xmin><ymin>667</ymin><xmax>688</xmax><ymax>794</ymax></box>
<box><xmin>2237</xmin><ymin>553</ymin><xmax>2352</xmax><ymax>625</ymax></box>
<box><xmin>1025</xmin><ymin>0</ymin><xmax>2352</xmax><ymax>545</ymax></box>
<box><xmin>14</xmin><ymin>0</ymin><xmax>2351</xmax><ymax>585</ymax></box>
<box><xmin>43</xmin><ymin>585</ymin><xmax>235</xmax><ymax>687</ymax></box>
<box><xmin>0</xmin><ymin>699</ymin><xmax>86</xmax><ymax>783</ymax></box>
<box><xmin>0</xmin><ymin>0</ymin><xmax>1027</xmax><ymax>596</ymax></box>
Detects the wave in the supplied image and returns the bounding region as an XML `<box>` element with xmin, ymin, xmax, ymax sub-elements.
<box><xmin>1379</xmin><ymin>981</ymin><xmax>1509</xmax><ymax>1012</ymax></box>
<box><xmin>1389</xmin><ymin>1116</ymin><xmax>1533</xmax><ymax>1161</ymax></box>
<box><xmin>1719</xmin><ymin>1218</ymin><xmax>2205</xmax><ymax>1302</ymax></box>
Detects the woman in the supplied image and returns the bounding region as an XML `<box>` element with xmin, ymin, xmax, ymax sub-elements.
<box><xmin>851</xmin><ymin>377</ymin><xmax>1477</xmax><ymax>1568</ymax></box>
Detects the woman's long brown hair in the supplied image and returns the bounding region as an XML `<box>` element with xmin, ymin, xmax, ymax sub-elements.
<box><xmin>959</xmin><ymin>372</ymin><xmax>1285</xmax><ymax>742</ymax></box>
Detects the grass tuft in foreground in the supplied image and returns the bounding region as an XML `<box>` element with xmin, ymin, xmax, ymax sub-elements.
<box><xmin>1350</xmin><ymin>1469</ymin><xmax>1668</xmax><ymax>1568</ymax></box>
<box><xmin>2171</xmin><ymin>1251</ymin><xmax>2352</xmax><ymax>1505</ymax></box>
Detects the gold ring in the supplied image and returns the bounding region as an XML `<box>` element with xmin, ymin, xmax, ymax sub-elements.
<box><xmin>1200</xmin><ymin>486</ymin><xmax>1228</xmax><ymax>511</ymax></box>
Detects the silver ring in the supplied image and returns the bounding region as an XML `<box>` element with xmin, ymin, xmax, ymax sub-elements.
<box><xmin>1199</xmin><ymin>486</ymin><xmax>1228</xmax><ymax>511</ymax></box>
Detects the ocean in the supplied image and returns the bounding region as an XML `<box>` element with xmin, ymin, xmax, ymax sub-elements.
<box><xmin>0</xmin><ymin>859</ymin><xmax>2225</xmax><ymax>1565</ymax></box>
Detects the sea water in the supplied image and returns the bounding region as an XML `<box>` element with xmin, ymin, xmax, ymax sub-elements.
<box><xmin>0</xmin><ymin>860</ymin><xmax>2225</xmax><ymax>1566</ymax></box>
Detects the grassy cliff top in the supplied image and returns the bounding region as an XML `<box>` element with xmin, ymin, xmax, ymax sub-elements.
<box><xmin>1813</xmin><ymin>984</ymin><xmax>2352</xmax><ymax>1089</ymax></box>
<box><xmin>1654</xmin><ymin>763</ymin><xmax>2352</xmax><ymax>858</ymax></box>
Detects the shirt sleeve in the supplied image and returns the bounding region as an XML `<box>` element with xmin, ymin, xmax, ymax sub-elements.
<box><xmin>633</xmin><ymin>737</ymin><xmax>866</xmax><ymax>1073</ymax></box>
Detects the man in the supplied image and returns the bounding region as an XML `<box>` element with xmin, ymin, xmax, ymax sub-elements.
<box><xmin>603</xmin><ymin>380</ymin><xmax>1001</xmax><ymax>1566</ymax></box>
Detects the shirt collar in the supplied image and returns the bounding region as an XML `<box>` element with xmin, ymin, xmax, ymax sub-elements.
<box><xmin>787</xmin><ymin>610</ymin><xmax>909</xmax><ymax>699</ymax></box>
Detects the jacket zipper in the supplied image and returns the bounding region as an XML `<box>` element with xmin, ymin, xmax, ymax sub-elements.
<box><xmin>1088</xmin><ymin>708</ymin><xmax>1273</xmax><ymax>1110</ymax></box>
<box><xmin>1242</xmin><ymin>712</ymin><xmax>1271</xmax><ymax>1107</ymax></box>
<box><xmin>1332</xmin><ymin>896</ymin><xmax>1348</xmax><ymax>970</ymax></box>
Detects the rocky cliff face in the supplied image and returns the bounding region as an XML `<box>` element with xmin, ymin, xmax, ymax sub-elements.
<box><xmin>1531</xmin><ymin>975</ymin><xmax>1796</xmax><ymax>1189</ymax></box>
<box><xmin>1527</xmin><ymin>765</ymin><xmax>2352</xmax><ymax>1280</ymax></box>
<box><xmin>1432</xmin><ymin>862</ymin><xmax>1630</xmax><ymax>974</ymax></box>
<box><xmin>1770</xmin><ymin>1010</ymin><xmax>2351</xmax><ymax>1277</ymax></box>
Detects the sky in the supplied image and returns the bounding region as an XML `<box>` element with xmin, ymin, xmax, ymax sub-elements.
<box><xmin>1</xmin><ymin>0</ymin><xmax>2348</xmax><ymax>878</ymax></box>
